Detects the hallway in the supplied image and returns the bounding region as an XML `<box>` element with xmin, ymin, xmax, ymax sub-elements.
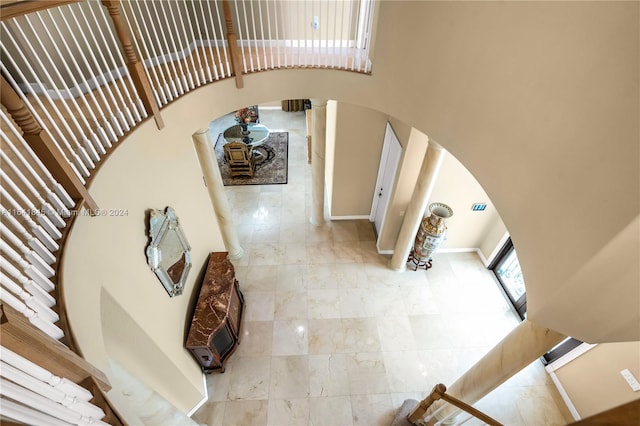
<box><xmin>193</xmin><ymin>106</ymin><xmax>570</xmax><ymax>426</ymax></box>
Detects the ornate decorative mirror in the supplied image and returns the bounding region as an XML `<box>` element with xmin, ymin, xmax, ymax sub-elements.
<box><xmin>145</xmin><ymin>207</ymin><xmax>192</xmax><ymax>297</ymax></box>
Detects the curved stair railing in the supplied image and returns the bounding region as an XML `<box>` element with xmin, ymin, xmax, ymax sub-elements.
<box><xmin>0</xmin><ymin>0</ymin><xmax>376</xmax><ymax>424</ymax></box>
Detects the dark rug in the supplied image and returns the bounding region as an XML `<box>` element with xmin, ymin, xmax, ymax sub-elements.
<box><xmin>215</xmin><ymin>131</ymin><xmax>288</xmax><ymax>186</ymax></box>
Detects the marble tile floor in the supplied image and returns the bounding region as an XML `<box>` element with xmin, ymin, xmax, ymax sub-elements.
<box><xmin>193</xmin><ymin>107</ymin><xmax>571</xmax><ymax>426</ymax></box>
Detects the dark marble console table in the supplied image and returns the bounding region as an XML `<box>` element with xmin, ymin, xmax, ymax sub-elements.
<box><xmin>185</xmin><ymin>252</ymin><xmax>244</xmax><ymax>373</ymax></box>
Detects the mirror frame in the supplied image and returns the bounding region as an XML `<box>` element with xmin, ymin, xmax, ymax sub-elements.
<box><xmin>145</xmin><ymin>207</ymin><xmax>192</xmax><ymax>297</ymax></box>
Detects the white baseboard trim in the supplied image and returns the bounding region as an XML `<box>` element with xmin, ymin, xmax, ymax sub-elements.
<box><xmin>187</xmin><ymin>373</ymin><xmax>208</xmax><ymax>418</ymax></box>
<box><xmin>548</xmin><ymin>370</ymin><xmax>581</xmax><ymax>421</ymax></box>
<box><xmin>546</xmin><ymin>342</ymin><xmax>597</xmax><ymax>372</ymax></box>
<box><xmin>544</xmin><ymin>342</ymin><xmax>597</xmax><ymax>422</ymax></box>
<box><xmin>436</xmin><ymin>248</ymin><xmax>490</xmax><ymax>265</ymax></box>
<box><xmin>330</xmin><ymin>215</ymin><xmax>371</xmax><ymax>220</ymax></box>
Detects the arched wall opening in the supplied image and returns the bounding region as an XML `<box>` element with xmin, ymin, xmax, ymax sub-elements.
<box><xmin>61</xmin><ymin>0</ymin><xmax>638</xmax><ymax>415</ymax></box>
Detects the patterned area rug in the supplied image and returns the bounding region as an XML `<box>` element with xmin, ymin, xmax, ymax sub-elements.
<box><xmin>215</xmin><ymin>131</ymin><xmax>288</xmax><ymax>186</ymax></box>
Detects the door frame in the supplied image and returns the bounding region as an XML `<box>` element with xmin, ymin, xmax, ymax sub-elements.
<box><xmin>370</xmin><ymin>122</ymin><xmax>402</xmax><ymax>252</ymax></box>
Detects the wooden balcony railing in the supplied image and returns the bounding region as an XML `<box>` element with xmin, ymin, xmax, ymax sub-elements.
<box><xmin>0</xmin><ymin>0</ymin><xmax>376</xmax><ymax>423</ymax></box>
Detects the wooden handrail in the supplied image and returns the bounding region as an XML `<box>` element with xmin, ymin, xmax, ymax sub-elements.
<box><xmin>1</xmin><ymin>303</ymin><xmax>127</xmax><ymax>425</ymax></box>
<box><xmin>408</xmin><ymin>383</ymin><xmax>503</xmax><ymax>426</ymax></box>
<box><xmin>0</xmin><ymin>303</ymin><xmax>110</xmax><ymax>391</ymax></box>
<box><xmin>0</xmin><ymin>0</ymin><xmax>82</xmax><ymax>20</ymax></box>
<box><xmin>222</xmin><ymin>0</ymin><xmax>244</xmax><ymax>89</ymax></box>
<box><xmin>0</xmin><ymin>74</ymin><xmax>100</xmax><ymax>214</ymax></box>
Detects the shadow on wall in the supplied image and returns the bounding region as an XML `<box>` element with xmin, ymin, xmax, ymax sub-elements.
<box><xmin>100</xmin><ymin>288</ymin><xmax>201</xmax><ymax>420</ymax></box>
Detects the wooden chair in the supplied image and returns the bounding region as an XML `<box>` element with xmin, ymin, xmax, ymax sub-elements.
<box><xmin>223</xmin><ymin>141</ymin><xmax>255</xmax><ymax>177</ymax></box>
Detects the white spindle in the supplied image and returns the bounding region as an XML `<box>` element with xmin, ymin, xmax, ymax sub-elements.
<box><xmin>211</xmin><ymin>2</ymin><xmax>231</xmax><ymax>78</ymax></box>
<box><xmin>179</xmin><ymin>0</ymin><xmax>206</xmax><ymax>85</ymax></box>
<box><xmin>16</xmin><ymin>15</ymin><xmax>102</xmax><ymax>163</ymax></box>
<box><xmin>256</xmin><ymin>0</ymin><xmax>268</xmax><ymax>70</ymax></box>
<box><xmin>1</xmin><ymin>205</ymin><xmax>56</xmax><ymax>263</ymax></box>
<box><xmin>304</xmin><ymin>0</ymin><xmax>310</xmax><ymax>66</ymax></box>
<box><xmin>341</xmin><ymin>0</ymin><xmax>348</xmax><ymax>69</ymax></box>
<box><xmin>296</xmin><ymin>0</ymin><xmax>302</xmax><ymax>66</ymax></box>
<box><xmin>1</xmin><ymin>118</ymin><xmax>70</xmax><ymax>216</ymax></box>
<box><xmin>135</xmin><ymin>0</ymin><xmax>175</xmax><ymax>101</ymax></box>
<box><xmin>324</xmin><ymin>0</ymin><xmax>329</xmax><ymax>68</ymax></box>
<box><xmin>264</xmin><ymin>0</ymin><xmax>274</xmax><ymax>69</ymax></box>
<box><xmin>168</xmin><ymin>0</ymin><xmax>197</xmax><ymax>88</ymax></box>
<box><xmin>32</xmin><ymin>13</ymin><xmax>110</xmax><ymax>153</ymax></box>
<box><xmin>310</xmin><ymin>0</ymin><xmax>315</xmax><ymax>67</ymax></box>
<box><xmin>332</xmin><ymin>0</ymin><xmax>338</xmax><ymax>68</ymax></box>
<box><xmin>75</xmin><ymin>2</ymin><xmax>132</xmax><ymax>131</ymax></box>
<box><xmin>0</xmin><ymin>362</ymin><xmax>106</xmax><ymax>419</ymax></box>
<box><xmin>0</xmin><ymin>110</ymin><xmax>74</xmax><ymax>209</ymax></box>
<box><xmin>0</xmin><ymin>239</ymin><xmax>55</xmax><ymax>292</ymax></box>
<box><xmin>0</xmin><ymin>289</ymin><xmax>63</xmax><ymax>340</ymax></box>
<box><xmin>281</xmin><ymin>0</ymin><xmax>289</xmax><ymax>67</ymax></box>
<box><xmin>0</xmin><ymin>173</ymin><xmax>63</xmax><ymax>239</ymax></box>
<box><xmin>0</xmin><ymin>186</ymin><xmax>61</xmax><ymax>247</ymax></box>
<box><xmin>233</xmin><ymin>0</ymin><xmax>248</xmax><ymax>73</ymax></box>
<box><xmin>347</xmin><ymin>0</ymin><xmax>355</xmax><ymax>71</ymax></box>
<box><xmin>159</xmin><ymin>1</ymin><xmax>190</xmax><ymax>91</ymax></box>
<box><xmin>0</xmin><ymin>257</ymin><xmax>56</xmax><ymax>308</ymax></box>
<box><xmin>0</xmin><ymin>398</ymin><xmax>73</xmax><ymax>426</ymax></box>
<box><xmin>45</xmin><ymin>9</ymin><xmax>118</xmax><ymax>146</ymax></box>
<box><xmin>0</xmin><ymin>150</ymin><xmax>66</xmax><ymax>228</ymax></box>
<box><xmin>148</xmin><ymin>0</ymin><xmax>182</xmax><ymax>96</ymax></box>
<box><xmin>363</xmin><ymin>0</ymin><xmax>374</xmax><ymax>73</ymax></box>
<box><xmin>0</xmin><ymin>346</ymin><xmax>93</xmax><ymax>401</ymax></box>
<box><xmin>424</xmin><ymin>401</ymin><xmax>449</xmax><ymax>422</ymax></box>
<box><xmin>94</xmin><ymin>1</ymin><xmax>145</xmax><ymax>121</ymax></box>
<box><xmin>207</xmin><ymin>2</ymin><xmax>224</xmax><ymax>79</ymax></box>
<box><xmin>196</xmin><ymin>0</ymin><xmax>218</xmax><ymax>80</ymax></box>
<box><xmin>0</xmin><ymin>223</ymin><xmax>55</xmax><ymax>278</ymax></box>
<box><xmin>249</xmin><ymin>0</ymin><xmax>261</xmax><ymax>70</ymax></box>
<box><xmin>188</xmin><ymin>0</ymin><xmax>212</xmax><ymax>82</ymax></box>
<box><xmin>244</xmin><ymin>0</ymin><xmax>255</xmax><ymax>71</ymax></box>
<box><xmin>56</xmin><ymin>7</ymin><xmax>124</xmax><ymax>139</ymax></box>
<box><xmin>276</xmin><ymin>0</ymin><xmax>284</xmax><ymax>68</ymax></box>
<box><xmin>0</xmin><ymin>272</ymin><xmax>59</xmax><ymax>323</ymax></box>
<box><xmin>122</xmin><ymin>0</ymin><xmax>167</xmax><ymax>106</ymax></box>
<box><xmin>0</xmin><ymin>378</ymin><xmax>109</xmax><ymax>425</ymax></box>
<box><xmin>0</xmin><ymin>47</ymin><xmax>91</xmax><ymax>179</ymax></box>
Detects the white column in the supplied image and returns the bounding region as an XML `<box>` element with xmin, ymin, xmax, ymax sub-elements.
<box><xmin>310</xmin><ymin>99</ymin><xmax>328</xmax><ymax>226</ymax></box>
<box><xmin>410</xmin><ymin>319</ymin><xmax>566</xmax><ymax>423</ymax></box>
<box><xmin>192</xmin><ymin>129</ymin><xmax>243</xmax><ymax>259</ymax></box>
<box><xmin>389</xmin><ymin>141</ymin><xmax>446</xmax><ymax>271</ymax></box>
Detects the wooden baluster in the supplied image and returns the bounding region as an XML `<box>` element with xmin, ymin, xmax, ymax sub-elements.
<box><xmin>101</xmin><ymin>0</ymin><xmax>164</xmax><ymax>129</ymax></box>
<box><xmin>408</xmin><ymin>383</ymin><xmax>446</xmax><ymax>423</ymax></box>
<box><xmin>222</xmin><ymin>0</ymin><xmax>244</xmax><ymax>88</ymax></box>
<box><xmin>0</xmin><ymin>75</ymin><xmax>99</xmax><ymax>215</ymax></box>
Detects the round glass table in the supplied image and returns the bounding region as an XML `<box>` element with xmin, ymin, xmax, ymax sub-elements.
<box><xmin>223</xmin><ymin>123</ymin><xmax>270</xmax><ymax>163</ymax></box>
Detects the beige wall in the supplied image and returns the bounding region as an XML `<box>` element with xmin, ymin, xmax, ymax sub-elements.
<box><xmin>62</xmin><ymin>84</ymin><xmax>243</xmax><ymax>412</ymax></box>
<box><xmin>60</xmin><ymin>0</ymin><xmax>639</xmax><ymax>414</ymax></box>
<box><xmin>554</xmin><ymin>342</ymin><xmax>640</xmax><ymax>418</ymax></box>
<box><xmin>430</xmin><ymin>153</ymin><xmax>505</xmax><ymax>252</ymax></box>
<box><xmin>330</xmin><ymin>101</ymin><xmax>387</xmax><ymax>217</ymax></box>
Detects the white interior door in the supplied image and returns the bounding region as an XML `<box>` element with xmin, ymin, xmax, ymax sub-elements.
<box><xmin>371</xmin><ymin>123</ymin><xmax>402</xmax><ymax>246</ymax></box>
